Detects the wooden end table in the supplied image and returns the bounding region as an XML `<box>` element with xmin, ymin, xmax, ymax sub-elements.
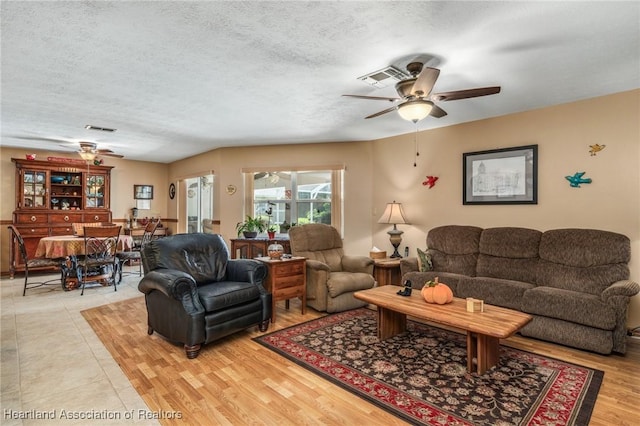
<box><xmin>256</xmin><ymin>256</ymin><xmax>306</xmax><ymax>323</ymax></box>
<box><xmin>354</xmin><ymin>285</ymin><xmax>532</xmax><ymax>375</ymax></box>
<box><xmin>373</xmin><ymin>258</ymin><xmax>402</xmax><ymax>286</ymax></box>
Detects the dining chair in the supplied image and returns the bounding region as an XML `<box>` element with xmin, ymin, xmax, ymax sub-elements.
<box><xmin>78</xmin><ymin>225</ymin><xmax>122</xmax><ymax>295</ymax></box>
<box><xmin>117</xmin><ymin>219</ymin><xmax>161</xmax><ymax>281</ymax></box>
<box><xmin>8</xmin><ymin>225</ymin><xmax>64</xmax><ymax>296</ymax></box>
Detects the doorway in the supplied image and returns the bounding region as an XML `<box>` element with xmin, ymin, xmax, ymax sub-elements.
<box><xmin>184</xmin><ymin>174</ymin><xmax>214</xmax><ymax>233</ymax></box>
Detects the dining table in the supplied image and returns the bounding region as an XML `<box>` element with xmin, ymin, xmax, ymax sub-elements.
<box><xmin>35</xmin><ymin>234</ymin><xmax>134</xmax><ymax>259</ymax></box>
<box><xmin>35</xmin><ymin>234</ymin><xmax>134</xmax><ymax>290</ymax></box>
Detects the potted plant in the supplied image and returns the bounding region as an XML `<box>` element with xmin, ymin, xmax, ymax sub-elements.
<box><xmin>267</xmin><ymin>225</ymin><xmax>277</xmax><ymax>239</ymax></box>
<box><xmin>236</xmin><ymin>216</ymin><xmax>266</xmax><ymax>238</ymax></box>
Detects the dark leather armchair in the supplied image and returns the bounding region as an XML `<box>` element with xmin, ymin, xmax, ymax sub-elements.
<box><xmin>139</xmin><ymin>233</ymin><xmax>271</xmax><ymax>358</ymax></box>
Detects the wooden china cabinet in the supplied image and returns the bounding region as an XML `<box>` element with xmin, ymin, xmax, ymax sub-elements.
<box><xmin>9</xmin><ymin>158</ymin><xmax>113</xmax><ymax>278</ymax></box>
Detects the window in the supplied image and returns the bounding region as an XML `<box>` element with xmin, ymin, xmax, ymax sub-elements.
<box><xmin>244</xmin><ymin>168</ymin><xmax>343</xmax><ymax>234</ymax></box>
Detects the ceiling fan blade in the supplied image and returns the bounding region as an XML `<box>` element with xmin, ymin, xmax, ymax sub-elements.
<box><xmin>411</xmin><ymin>67</ymin><xmax>440</xmax><ymax>97</ymax></box>
<box><xmin>365</xmin><ymin>106</ymin><xmax>398</xmax><ymax>119</ymax></box>
<box><xmin>342</xmin><ymin>94</ymin><xmax>399</xmax><ymax>102</ymax></box>
<box><xmin>430</xmin><ymin>105</ymin><xmax>448</xmax><ymax>118</ymax></box>
<box><xmin>99</xmin><ymin>152</ymin><xmax>124</xmax><ymax>158</ymax></box>
<box><xmin>14</xmin><ymin>135</ymin><xmax>72</xmax><ymax>143</ymax></box>
<box><xmin>432</xmin><ymin>86</ymin><xmax>501</xmax><ymax>102</ymax></box>
<box><xmin>58</xmin><ymin>144</ymin><xmax>77</xmax><ymax>150</ymax></box>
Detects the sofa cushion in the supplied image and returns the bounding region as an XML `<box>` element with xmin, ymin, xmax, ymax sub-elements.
<box><xmin>198</xmin><ymin>281</ymin><xmax>261</xmax><ymax>312</ymax></box>
<box><xmin>477</xmin><ymin>227</ymin><xmax>541</xmax><ymax>283</ymax></box>
<box><xmin>536</xmin><ymin>260</ymin><xmax>630</xmax><ymax>296</ymax></box>
<box><xmin>456</xmin><ymin>276</ymin><xmax>534</xmax><ymax>310</ymax></box>
<box><xmin>427</xmin><ymin>225</ymin><xmax>482</xmax><ymax>276</ymax></box>
<box><xmin>537</xmin><ymin>228</ymin><xmax>630</xmax><ymax>295</ymax></box>
<box><xmin>326</xmin><ymin>272</ymin><xmax>375</xmax><ymax>298</ymax></box>
<box><xmin>522</xmin><ymin>286</ymin><xmax>616</xmax><ymax>330</ymax></box>
<box><xmin>539</xmin><ymin>228</ymin><xmax>631</xmax><ymax>266</ymax></box>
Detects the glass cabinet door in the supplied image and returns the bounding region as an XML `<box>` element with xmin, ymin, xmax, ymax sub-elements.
<box><xmin>21</xmin><ymin>170</ymin><xmax>48</xmax><ymax>208</ymax></box>
<box><xmin>50</xmin><ymin>171</ymin><xmax>83</xmax><ymax>210</ymax></box>
<box><xmin>85</xmin><ymin>173</ymin><xmax>106</xmax><ymax>209</ymax></box>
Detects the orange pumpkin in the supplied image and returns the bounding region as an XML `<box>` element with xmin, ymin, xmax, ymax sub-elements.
<box><xmin>421</xmin><ymin>277</ymin><xmax>453</xmax><ymax>305</ymax></box>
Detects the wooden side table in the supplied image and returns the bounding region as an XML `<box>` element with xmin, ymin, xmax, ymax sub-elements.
<box><xmin>256</xmin><ymin>256</ymin><xmax>306</xmax><ymax>323</ymax></box>
<box><xmin>373</xmin><ymin>258</ymin><xmax>402</xmax><ymax>286</ymax></box>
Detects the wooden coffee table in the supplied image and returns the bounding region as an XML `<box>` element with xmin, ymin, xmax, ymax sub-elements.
<box><xmin>354</xmin><ymin>285</ymin><xmax>532</xmax><ymax>375</ymax></box>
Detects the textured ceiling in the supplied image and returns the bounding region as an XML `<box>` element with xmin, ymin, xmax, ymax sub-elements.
<box><xmin>1</xmin><ymin>1</ymin><xmax>638</xmax><ymax>163</ymax></box>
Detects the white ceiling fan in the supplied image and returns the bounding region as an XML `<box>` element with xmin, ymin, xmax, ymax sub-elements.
<box><xmin>12</xmin><ymin>135</ymin><xmax>124</xmax><ymax>159</ymax></box>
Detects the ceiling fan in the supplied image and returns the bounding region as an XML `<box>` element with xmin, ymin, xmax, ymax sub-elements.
<box><xmin>77</xmin><ymin>141</ymin><xmax>124</xmax><ymax>159</ymax></box>
<box><xmin>343</xmin><ymin>62</ymin><xmax>501</xmax><ymax>123</ymax></box>
<box><xmin>12</xmin><ymin>135</ymin><xmax>124</xmax><ymax>158</ymax></box>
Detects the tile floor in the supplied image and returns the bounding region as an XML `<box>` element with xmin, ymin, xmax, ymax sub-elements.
<box><xmin>1</xmin><ymin>267</ymin><xmax>160</xmax><ymax>425</ymax></box>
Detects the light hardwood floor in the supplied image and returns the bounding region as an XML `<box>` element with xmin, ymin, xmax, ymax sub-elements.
<box><xmin>3</xmin><ymin>272</ymin><xmax>639</xmax><ymax>425</ymax></box>
<box><xmin>85</xmin><ymin>295</ymin><xmax>640</xmax><ymax>426</ymax></box>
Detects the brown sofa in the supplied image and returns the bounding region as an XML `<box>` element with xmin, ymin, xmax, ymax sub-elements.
<box><xmin>401</xmin><ymin>225</ymin><xmax>639</xmax><ymax>354</ymax></box>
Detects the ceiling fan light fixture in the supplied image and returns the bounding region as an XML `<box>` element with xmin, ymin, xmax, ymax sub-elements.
<box><xmin>78</xmin><ymin>151</ymin><xmax>96</xmax><ymax>161</ymax></box>
<box><xmin>397</xmin><ymin>100</ymin><xmax>433</xmax><ymax>123</ymax></box>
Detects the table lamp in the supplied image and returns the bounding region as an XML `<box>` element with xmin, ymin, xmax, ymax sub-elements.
<box><xmin>378</xmin><ymin>201</ymin><xmax>409</xmax><ymax>258</ymax></box>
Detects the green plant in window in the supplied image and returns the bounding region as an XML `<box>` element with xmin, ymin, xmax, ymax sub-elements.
<box><xmin>236</xmin><ymin>216</ymin><xmax>267</xmax><ymax>237</ymax></box>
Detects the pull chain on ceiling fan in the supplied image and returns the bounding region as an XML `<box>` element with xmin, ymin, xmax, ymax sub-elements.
<box><xmin>414</xmin><ymin>123</ymin><xmax>420</xmax><ymax>167</ymax></box>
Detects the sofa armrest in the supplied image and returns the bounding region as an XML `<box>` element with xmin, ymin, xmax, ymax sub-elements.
<box><xmin>341</xmin><ymin>255</ymin><xmax>374</xmax><ymax>274</ymax></box>
<box><xmin>138</xmin><ymin>269</ymin><xmax>204</xmax><ymax>315</ymax></box>
<box><xmin>226</xmin><ymin>259</ymin><xmax>268</xmax><ymax>286</ymax></box>
<box><xmin>602</xmin><ymin>280</ymin><xmax>640</xmax><ymax>301</ymax></box>
<box><xmin>400</xmin><ymin>257</ymin><xmax>419</xmax><ymax>276</ymax></box>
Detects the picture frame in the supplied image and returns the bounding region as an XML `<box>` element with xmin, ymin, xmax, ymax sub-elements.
<box><xmin>136</xmin><ymin>199</ymin><xmax>151</xmax><ymax>210</ymax></box>
<box><xmin>133</xmin><ymin>184</ymin><xmax>153</xmax><ymax>200</ymax></box>
<box><xmin>463</xmin><ymin>145</ymin><xmax>537</xmax><ymax>205</ymax></box>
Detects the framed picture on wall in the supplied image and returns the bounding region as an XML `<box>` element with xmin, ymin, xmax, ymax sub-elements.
<box><xmin>134</xmin><ymin>185</ymin><xmax>153</xmax><ymax>200</ymax></box>
<box><xmin>463</xmin><ymin>145</ymin><xmax>538</xmax><ymax>205</ymax></box>
<box><xmin>136</xmin><ymin>199</ymin><xmax>151</xmax><ymax>210</ymax></box>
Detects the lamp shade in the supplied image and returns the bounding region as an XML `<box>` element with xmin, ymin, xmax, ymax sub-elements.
<box><xmin>397</xmin><ymin>99</ymin><xmax>434</xmax><ymax>123</ymax></box>
<box><xmin>378</xmin><ymin>201</ymin><xmax>409</xmax><ymax>225</ymax></box>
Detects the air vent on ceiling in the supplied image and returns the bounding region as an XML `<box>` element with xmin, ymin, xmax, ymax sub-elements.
<box><xmin>85</xmin><ymin>125</ymin><xmax>117</xmax><ymax>132</ymax></box>
<box><xmin>357</xmin><ymin>66</ymin><xmax>408</xmax><ymax>88</ymax></box>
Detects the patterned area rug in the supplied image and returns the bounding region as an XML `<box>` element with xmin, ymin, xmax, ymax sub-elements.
<box><xmin>254</xmin><ymin>308</ymin><xmax>603</xmax><ymax>426</ymax></box>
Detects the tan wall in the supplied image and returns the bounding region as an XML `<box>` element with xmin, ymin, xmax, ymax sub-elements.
<box><xmin>2</xmin><ymin>90</ymin><xmax>638</xmax><ymax>327</ymax></box>
<box><xmin>372</xmin><ymin>89</ymin><xmax>640</xmax><ymax>326</ymax></box>
<box><xmin>168</xmin><ymin>141</ymin><xmax>374</xmax><ymax>254</ymax></box>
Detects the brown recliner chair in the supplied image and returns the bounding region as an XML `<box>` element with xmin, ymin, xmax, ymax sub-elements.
<box><xmin>139</xmin><ymin>233</ymin><xmax>271</xmax><ymax>358</ymax></box>
<box><xmin>289</xmin><ymin>223</ymin><xmax>375</xmax><ymax>313</ymax></box>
